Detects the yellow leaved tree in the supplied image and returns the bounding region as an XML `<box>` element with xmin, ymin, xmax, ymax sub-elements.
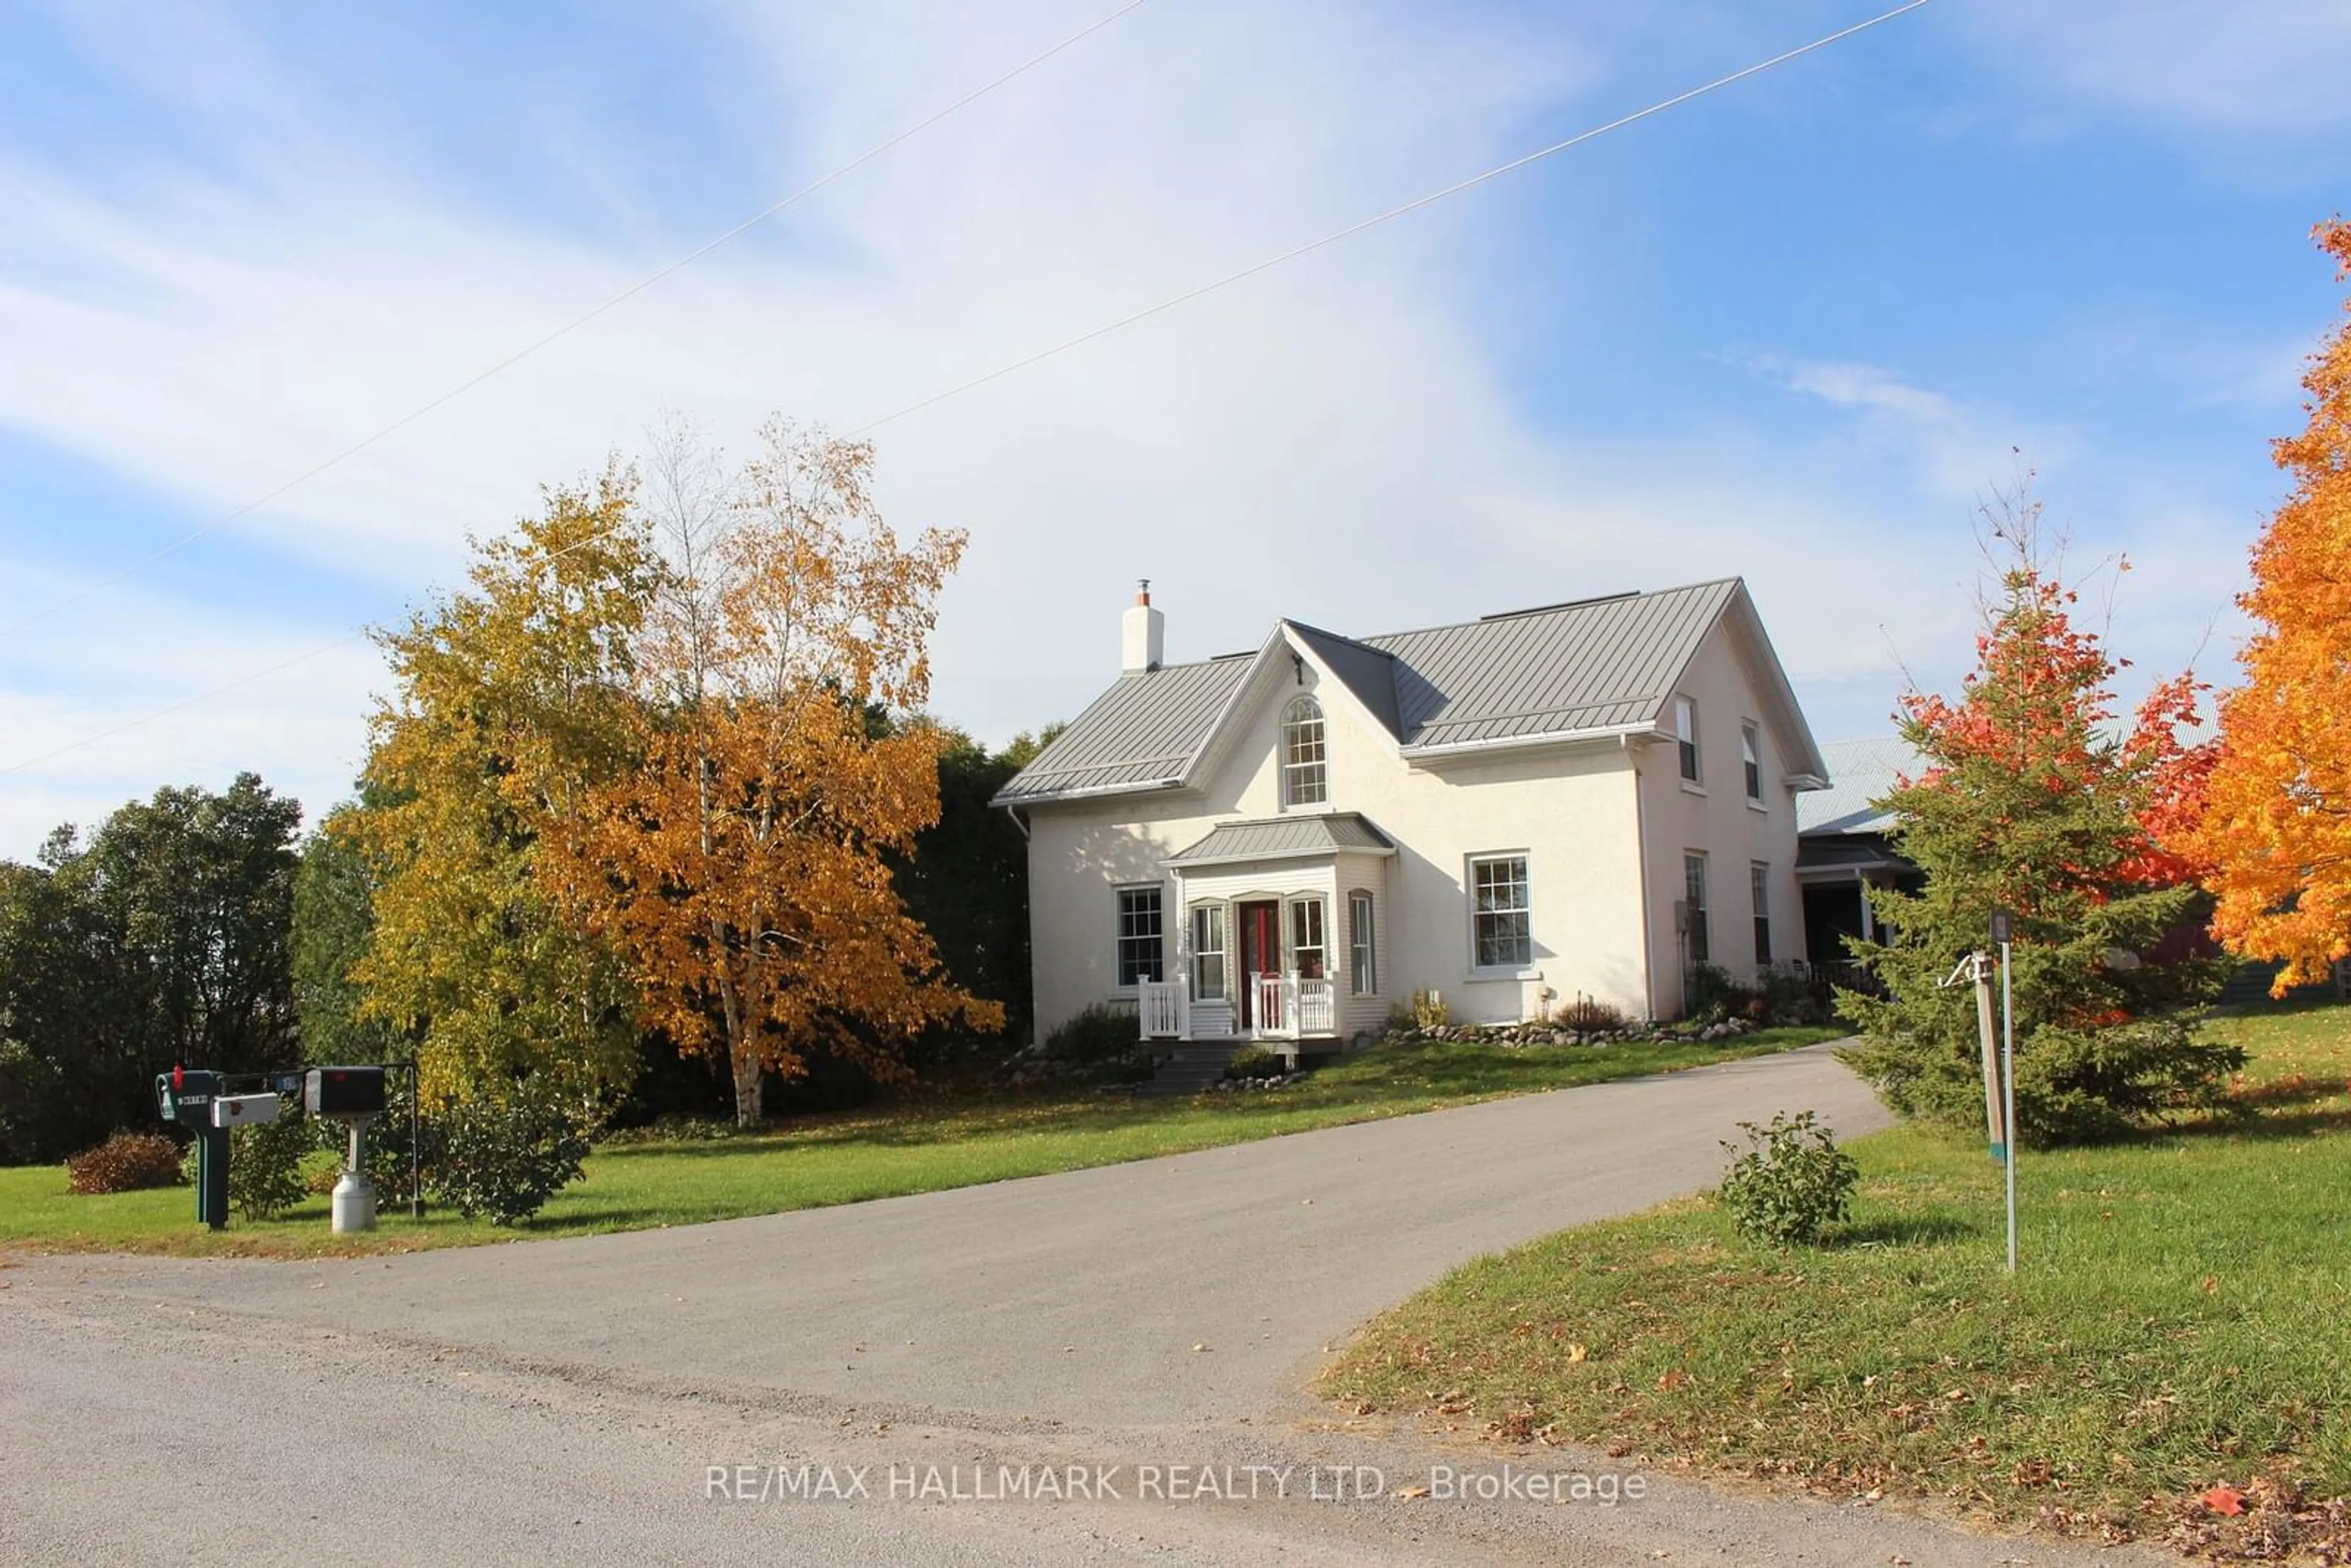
<box><xmin>541</xmin><ymin>420</ymin><xmax>1002</xmax><ymax>1125</ymax></box>
<box><xmin>345</xmin><ymin>469</ymin><xmax>651</xmax><ymax>1106</ymax></box>
<box><xmin>2185</xmin><ymin>220</ymin><xmax>2351</xmax><ymax>990</ymax></box>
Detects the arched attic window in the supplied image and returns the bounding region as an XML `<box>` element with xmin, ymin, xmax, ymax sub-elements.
<box><xmin>1281</xmin><ymin>695</ymin><xmax>1327</xmax><ymax>807</ymax></box>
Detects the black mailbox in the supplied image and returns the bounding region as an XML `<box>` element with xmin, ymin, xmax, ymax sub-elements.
<box><xmin>305</xmin><ymin>1066</ymin><xmax>388</xmax><ymax>1118</ymax></box>
<box><xmin>157</xmin><ymin>1068</ymin><xmax>222</xmax><ymax>1124</ymax></box>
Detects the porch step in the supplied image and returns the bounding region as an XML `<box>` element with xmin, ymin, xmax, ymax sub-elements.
<box><xmin>1136</xmin><ymin>1043</ymin><xmax>1242</xmax><ymax>1098</ymax></box>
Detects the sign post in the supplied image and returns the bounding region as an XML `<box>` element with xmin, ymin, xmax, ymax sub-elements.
<box><xmin>1991</xmin><ymin>907</ymin><xmax>2018</xmax><ymax>1274</ymax></box>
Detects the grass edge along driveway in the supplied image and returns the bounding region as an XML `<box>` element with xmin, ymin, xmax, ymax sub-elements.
<box><xmin>1324</xmin><ymin>1000</ymin><xmax>2351</xmax><ymax>1563</ymax></box>
<box><xmin>0</xmin><ymin>1025</ymin><xmax>1842</xmax><ymax>1261</ymax></box>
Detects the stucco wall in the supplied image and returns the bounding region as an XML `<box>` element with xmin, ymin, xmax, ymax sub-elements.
<box><xmin>1635</xmin><ymin>617</ymin><xmax>1810</xmax><ymax>1018</ymax></box>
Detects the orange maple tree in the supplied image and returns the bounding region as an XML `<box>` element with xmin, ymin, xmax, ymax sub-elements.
<box><xmin>2179</xmin><ymin>220</ymin><xmax>2351</xmax><ymax>991</ymax></box>
<box><xmin>539</xmin><ymin>421</ymin><xmax>1000</xmax><ymax>1125</ymax></box>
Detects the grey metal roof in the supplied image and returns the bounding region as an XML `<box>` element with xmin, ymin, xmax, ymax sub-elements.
<box><xmin>1166</xmin><ymin>813</ymin><xmax>1396</xmax><ymax>866</ymax></box>
<box><xmin>1798</xmin><ymin>737</ymin><xmax>1920</xmax><ymax>836</ymax></box>
<box><xmin>1284</xmin><ymin>621</ymin><xmax>1401</xmax><ymax>739</ymax></box>
<box><xmin>1796</xmin><ymin>835</ymin><xmax>1912</xmax><ymax>876</ymax></box>
<box><xmin>992</xmin><ymin>577</ymin><xmax>1821</xmax><ymax>808</ymax></box>
<box><xmin>991</xmin><ymin>657</ymin><xmax>1253</xmax><ymax>804</ymax></box>
<box><xmin>1363</xmin><ymin>580</ymin><xmax>1740</xmax><ymax>749</ymax></box>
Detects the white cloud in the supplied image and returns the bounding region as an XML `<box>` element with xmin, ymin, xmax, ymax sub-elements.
<box><xmin>0</xmin><ymin>0</ymin><xmax>2290</xmax><ymax>856</ymax></box>
<box><xmin>0</xmin><ymin>559</ymin><xmax>383</xmax><ymax>852</ymax></box>
<box><xmin>0</xmin><ymin>0</ymin><xmax>1621</xmax><ymax>853</ymax></box>
<box><xmin>1947</xmin><ymin>0</ymin><xmax>2351</xmax><ymax>137</ymax></box>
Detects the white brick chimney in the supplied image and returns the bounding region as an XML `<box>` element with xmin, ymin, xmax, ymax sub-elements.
<box><xmin>1121</xmin><ymin>579</ymin><xmax>1164</xmax><ymax>673</ymax></box>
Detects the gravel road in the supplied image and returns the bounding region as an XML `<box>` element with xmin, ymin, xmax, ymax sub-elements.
<box><xmin>1</xmin><ymin>1044</ymin><xmax>2164</xmax><ymax>1566</ymax></box>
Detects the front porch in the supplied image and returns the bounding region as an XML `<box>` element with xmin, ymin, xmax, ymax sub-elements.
<box><xmin>1125</xmin><ymin>810</ymin><xmax>1393</xmax><ymax>1048</ymax></box>
<box><xmin>1138</xmin><ymin>972</ymin><xmax>1340</xmax><ymax>1046</ymax></box>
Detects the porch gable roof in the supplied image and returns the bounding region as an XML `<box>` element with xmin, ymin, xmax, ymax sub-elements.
<box><xmin>1165</xmin><ymin>812</ymin><xmax>1395</xmax><ymax>868</ymax></box>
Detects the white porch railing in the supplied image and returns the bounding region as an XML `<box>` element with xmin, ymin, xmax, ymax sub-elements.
<box><xmin>1250</xmin><ymin>973</ymin><xmax>1337</xmax><ymax>1040</ymax></box>
<box><xmin>1297</xmin><ymin>976</ymin><xmax>1337</xmax><ymax>1037</ymax></box>
<box><xmin>1139</xmin><ymin>976</ymin><xmax>1337</xmax><ymax>1041</ymax></box>
<box><xmin>1138</xmin><ymin>980</ymin><xmax>1188</xmax><ymax>1041</ymax></box>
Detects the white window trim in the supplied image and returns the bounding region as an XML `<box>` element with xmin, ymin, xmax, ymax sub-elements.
<box><xmin>1348</xmin><ymin>889</ymin><xmax>1377</xmax><ymax>996</ymax></box>
<box><xmin>1280</xmin><ymin>695</ymin><xmax>1328</xmax><ymax>811</ymax></box>
<box><xmin>1287</xmin><ymin>895</ymin><xmax>1328</xmax><ymax>981</ymax></box>
<box><xmin>1682</xmin><ymin>852</ymin><xmax>1711</xmax><ymax>967</ymax></box>
<box><xmin>1750</xmin><ymin>861</ymin><xmax>1772</xmax><ymax>966</ymax></box>
<box><xmin>1741</xmin><ymin>721</ymin><xmax>1766</xmax><ymax>809</ymax></box>
<box><xmin>1114</xmin><ymin>883</ymin><xmax>1164</xmax><ymax>989</ymax></box>
<box><xmin>1466</xmin><ymin>850</ymin><xmax>1534</xmax><ymax>974</ymax></box>
<box><xmin>1190</xmin><ymin>901</ymin><xmax>1229</xmax><ymax>1002</ymax></box>
<box><xmin>1673</xmin><ymin>694</ymin><xmax>1703</xmax><ymax>792</ymax></box>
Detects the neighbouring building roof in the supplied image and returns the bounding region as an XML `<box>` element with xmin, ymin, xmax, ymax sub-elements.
<box><xmin>1798</xmin><ymin>737</ymin><xmax>1921</xmax><ymax>837</ymax></box>
<box><xmin>1165</xmin><ymin>812</ymin><xmax>1397</xmax><ymax>867</ymax></box>
<box><xmin>995</xmin><ymin>577</ymin><xmax>1824</xmax><ymax>807</ymax></box>
<box><xmin>1795</xmin><ymin>834</ymin><xmax>1910</xmax><ymax>877</ymax></box>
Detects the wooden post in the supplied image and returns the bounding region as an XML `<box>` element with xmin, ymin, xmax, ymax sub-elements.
<box><xmin>1973</xmin><ymin>952</ymin><xmax>2004</xmax><ymax>1161</ymax></box>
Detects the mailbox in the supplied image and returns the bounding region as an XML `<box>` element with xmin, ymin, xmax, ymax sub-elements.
<box><xmin>305</xmin><ymin>1066</ymin><xmax>387</xmax><ymax>1119</ymax></box>
<box><xmin>212</xmin><ymin>1093</ymin><xmax>282</xmax><ymax>1128</ymax></box>
<box><xmin>156</xmin><ymin>1067</ymin><xmax>231</xmax><ymax>1230</ymax></box>
<box><xmin>156</xmin><ymin>1068</ymin><xmax>222</xmax><ymax>1125</ymax></box>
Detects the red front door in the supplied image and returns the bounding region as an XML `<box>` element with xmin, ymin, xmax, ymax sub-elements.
<box><xmin>1237</xmin><ymin>900</ymin><xmax>1281</xmax><ymax>1029</ymax></box>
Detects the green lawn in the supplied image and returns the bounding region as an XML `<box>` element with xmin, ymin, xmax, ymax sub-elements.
<box><xmin>0</xmin><ymin>1024</ymin><xmax>1840</xmax><ymax>1260</ymax></box>
<box><xmin>1325</xmin><ymin>1000</ymin><xmax>2351</xmax><ymax>1558</ymax></box>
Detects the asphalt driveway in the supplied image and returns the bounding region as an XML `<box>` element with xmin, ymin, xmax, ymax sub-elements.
<box><xmin>1</xmin><ymin>1045</ymin><xmax>2162</xmax><ymax>1566</ymax></box>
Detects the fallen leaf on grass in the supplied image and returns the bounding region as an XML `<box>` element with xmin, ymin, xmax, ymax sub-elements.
<box><xmin>1566</xmin><ymin>1343</ymin><xmax>1589</xmax><ymax>1364</ymax></box>
<box><xmin>1657</xmin><ymin>1370</ymin><xmax>1688</xmax><ymax>1390</ymax></box>
<box><xmin>2200</xmin><ymin>1485</ymin><xmax>2247</xmax><ymax>1516</ymax></box>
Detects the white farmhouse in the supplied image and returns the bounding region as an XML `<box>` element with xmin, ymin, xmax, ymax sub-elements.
<box><xmin>992</xmin><ymin>579</ymin><xmax>1829</xmax><ymax>1051</ymax></box>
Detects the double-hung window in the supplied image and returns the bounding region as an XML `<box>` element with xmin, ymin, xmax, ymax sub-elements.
<box><xmin>1682</xmin><ymin>853</ymin><xmax>1711</xmax><ymax>964</ymax></box>
<box><xmin>1471</xmin><ymin>854</ymin><xmax>1532</xmax><ymax>969</ymax></box>
<box><xmin>1750</xmin><ymin>862</ymin><xmax>1772</xmax><ymax>965</ymax></box>
<box><xmin>1116</xmin><ymin>887</ymin><xmax>1163</xmax><ymax>986</ymax></box>
<box><xmin>1348</xmin><ymin>890</ymin><xmax>1376</xmax><ymax>995</ymax></box>
<box><xmin>1289</xmin><ymin>898</ymin><xmax>1326</xmax><ymax>980</ymax></box>
<box><xmin>1190</xmin><ymin>904</ymin><xmax>1228</xmax><ymax>1002</ymax></box>
<box><xmin>1674</xmin><ymin>696</ymin><xmax>1701</xmax><ymax>784</ymax></box>
<box><xmin>1742</xmin><ymin>722</ymin><xmax>1763</xmax><ymax>804</ymax></box>
<box><xmin>1281</xmin><ymin>696</ymin><xmax>1327</xmax><ymax>807</ymax></box>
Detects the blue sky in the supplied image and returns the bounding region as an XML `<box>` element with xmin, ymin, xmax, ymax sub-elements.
<box><xmin>2</xmin><ymin>0</ymin><xmax>2345</xmax><ymax>856</ymax></box>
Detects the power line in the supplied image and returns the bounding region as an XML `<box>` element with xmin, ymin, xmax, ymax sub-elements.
<box><xmin>1</xmin><ymin>1</ymin><xmax>1930</xmax><ymax>780</ymax></box>
<box><xmin>0</xmin><ymin>0</ymin><xmax>1151</xmax><ymax>647</ymax></box>
<box><xmin>2</xmin><ymin>634</ymin><xmax>361</xmax><ymax>779</ymax></box>
<box><xmin>850</xmin><ymin>0</ymin><xmax>1931</xmax><ymax>435</ymax></box>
